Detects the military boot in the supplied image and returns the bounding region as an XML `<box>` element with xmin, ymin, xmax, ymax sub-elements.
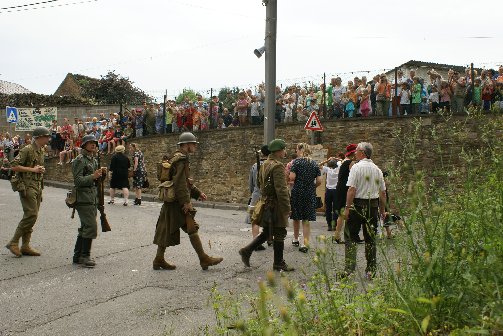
<box><xmin>20</xmin><ymin>232</ymin><xmax>41</xmax><ymax>256</ymax></box>
<box><xmin>5</xmin><ymin>228</ymin><xmax>23</xmax><ymax>257</ymax></box>
<box><xmin>79</xmin><ymin>238</ymin><xmax>96</xmax><ymax>268</ymax></box>
<box><xmin>153</xmin><ymin>246</ymin><xmax>176</xmax><ymax>270</ymax></box>
<box><xmin>73</xmin><ymin>236</ymin><xmax>83</xmax><ymax>264</ymax></box>
<box><xmin>189</xmin><ymin>233</ymin><xmax>223</xmax><ymax>270</ymax></box>
<box><xmin>272</xmin><ymin>241</ymin><xmax>294</xmax><ymax>272</ymax></box>
<box><xmin>238</xmin><ymin>232</ymin><xmax>268</xmax><ymax>267</ymax></box>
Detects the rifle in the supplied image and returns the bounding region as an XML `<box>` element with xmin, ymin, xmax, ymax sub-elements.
<box><xmin>97</xmin><ymin>152</ymin><xmax>112</xmax><ymax>232</ymax></box>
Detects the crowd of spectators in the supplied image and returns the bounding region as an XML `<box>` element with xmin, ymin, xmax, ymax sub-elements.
<box><xmin>1</xmin><ymin>66</ymin><xmax>502</xmax><ymax>163</ymax></box>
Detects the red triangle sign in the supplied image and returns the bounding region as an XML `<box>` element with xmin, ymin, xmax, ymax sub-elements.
<box><xmin>304</xmin><ymin>111</ymin><xmax>324</xmax><ymax>131</ymax></box>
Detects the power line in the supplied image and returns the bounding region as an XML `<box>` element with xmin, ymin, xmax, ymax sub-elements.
<box><xmin>1</xmin><ymin>0</ymin><xmax>59</xmax><ymax>10</ymax></box>
<box><xmin>0</xmin><ymin>0</ymin><xmax>97</xmax><ymax>14</ymax></box>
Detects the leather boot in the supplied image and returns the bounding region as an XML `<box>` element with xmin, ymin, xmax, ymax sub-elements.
<box><xmin>189</xmin><ymin>233</ymin><xmax>223</xmax><ymax>270</ymax></box>
<box><xmin>20</xmin><ymin>232</ymin><xmax>41</xmax><ymax>256</ymax></box>
<box><xmin>239</xmin><ymin>232</ymin><xmax>267</xmax><ymax>267</ymax></box>
<box><xmin>73</xmin><ymin>236</ymin><xmax>83</xmax><ymax>264</ymax></box>
<box><xmin>79</xmin><ymin>238</ymin><xmax>96</xmax><ymax>268</ymax></box>
<box><xmin>153</xmin><ymin>246</ymin><xmax>176</xmax><ymax>270</ymax></box>
<box><xmin>272</xmin><ymin>241</ymin><xmax>294</xmax><ymax>272</ymax></box>
<box><xmin>6</xmin><ymin>228</ymin><xmax>23</xmax><ymax>257</ymax></box>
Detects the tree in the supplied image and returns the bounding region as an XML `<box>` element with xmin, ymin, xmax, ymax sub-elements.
<box><xmin>175</xmin><ymin>89</ymin><xmax>198</xmax><ymax>104</ymax></box>
<box><xmin>91</xmin><ymin>71</ymin><xmax>151</xmax><ymax>105</ymax></box>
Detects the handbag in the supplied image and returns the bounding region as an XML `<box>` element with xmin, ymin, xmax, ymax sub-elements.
<box><xmin>65</xmin><ymin>187</ymin><xmax>77</xmax><ymax>208</ymax></box>
<box><xmin>158</xmin><ymin>180</ymin><xmax>175</xmax><ymax>202</ymax></box>
<box><xmin>142</xmin><ymin>177</ymin><xmax>150</xmax><ymax>188</ymax></box>
<box><xmin>316</xmin><ymin>196</ymin><xmax>323</xmax><ymax>209</ymax></box>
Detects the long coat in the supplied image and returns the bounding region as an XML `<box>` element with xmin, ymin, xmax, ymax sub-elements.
<box><xmin>109</xmin><ymin>152</ymin><xmax>130</xmax><ymax>189</ymax></box>
<box><xmin>252</xmin><ymin>155</ymin><xmax>291</xmax><ymax>228</ymax></box>
<box><xmin>153</xmin><ymin>151</ymin><xmax>202</xmax><ymax>247</ymax></box>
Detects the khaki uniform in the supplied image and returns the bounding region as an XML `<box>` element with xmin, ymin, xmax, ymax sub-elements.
<box><xmin>72</xmin><ymin>150</ymin><xmax>98</xmax><ymax>239</ymax></box>
<box><xmin>252</xmin><ymin>154</ymin><xmax>291</xmax><ymax>241</ymax></box>
<box><xmin>153</xmin><ymin>151</ymin><xmax>202</xmax><ymax>247</ymax></box>
<box><xmin>10</xmin><ymin>143</ymin><xmax>45</xmax><ymax>235</ymax></box>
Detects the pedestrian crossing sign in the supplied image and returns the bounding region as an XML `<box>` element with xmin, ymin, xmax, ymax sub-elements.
<box><xmin>6</xmin><ymin>106</ymin><xmax>18</xmax><ymax>123</ymax></box>
<box><xmin>304</xmin><ymin>111</ymin><xmax>323</xmax><ymax>131</ymax></box>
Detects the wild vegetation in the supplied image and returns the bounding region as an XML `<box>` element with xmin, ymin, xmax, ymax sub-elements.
<box><xmin>208</xmin><ymin>112</ymin><xmax>503</xmax><ymax>335</ymax></box>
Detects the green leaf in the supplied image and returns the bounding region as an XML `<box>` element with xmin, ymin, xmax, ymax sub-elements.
<box><xmin>387</xmin><ymin>308</ymin><xmax>409</xmax><ymax>315</ymax></box>
<box><xmin>421</xmin><ymin>315</ymin><xmax>430</xmax><ymax>333</ymax></box>
<box><xmin>416</xmin><ymin>297</ymin><xmax>433</xmax><ymax>304</ymax></box>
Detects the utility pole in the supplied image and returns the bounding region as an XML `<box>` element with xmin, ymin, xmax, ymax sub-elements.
<box><xmin>163</xmin><ymin>90</ymin><xmax>167</xmax><ymax>134</ymax></box>
<box><xmin>264</xmin><ymin>0</ymin><xmax>277</xmax><ymax>145</ymax></box>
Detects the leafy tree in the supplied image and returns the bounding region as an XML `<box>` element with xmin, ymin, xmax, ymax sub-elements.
<box><xmin>175</xmin><ymin>89</ymin><xmax>198</xmax><ymax>104</ymax></box>
<box><xmin>91</xmin><ymin>71</ymin><xmax>151</xmax><ymax>105</ymax></box>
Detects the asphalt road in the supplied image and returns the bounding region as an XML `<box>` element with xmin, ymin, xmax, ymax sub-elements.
<box><xmin>0</xmin><ymin>180</ymin><xmax>345</xmax><ymax>336</ymax></box>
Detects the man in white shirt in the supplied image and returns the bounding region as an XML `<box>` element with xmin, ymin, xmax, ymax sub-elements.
<box><xmin>319</xmin><ymin>153</ymin><xmax>344</xmax><ymax>231</ymax></box>
<box><xmin>342</xmin><ymin>142</ymin><xmax>386</xmax><ymax>279</ymax></box>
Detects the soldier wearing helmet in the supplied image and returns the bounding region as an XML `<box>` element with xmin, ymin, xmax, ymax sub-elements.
<box><xmin>71</xmin><ymin>134</ymin><xmax>106</xmax><ymax>268</ymax></box>
<box><xmin>6</xmin><ymin>126</ymin><xmax>50</xmax><ymax>258</ymax></box>
<box><xmin>239</xmin><ymin>138</ymin><xmax>294</xmax><ymax>272</ymax></box>
<box><xmin>152</xmin><ymin>132</ymin><xmax>223</xmax><ymax>271</ymax></box>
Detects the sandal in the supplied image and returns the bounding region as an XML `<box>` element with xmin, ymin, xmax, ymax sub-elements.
<box><xmin>299</xmin><ymin>246</ymin><xmax>309</xmax><ymax>253</ymax></box>
<box><xmin>123</xmin><ymin>202</ymin><xmax>128</xmax><ymax>206</ymax></box>
<box><xmin>108</xmin><ymin>200</ymin><xmax>114</xmax><ymax>204</ymax></box>
<box><xmin>292</xmin><ymin>240</ymin><xmax>300</xmax><ymax>247</ymax></box>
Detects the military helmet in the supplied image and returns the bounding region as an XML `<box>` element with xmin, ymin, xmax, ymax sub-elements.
<box><xmin>177</xmin><ymin>132</ymin><xmax>199</xmax><ymax>145</ymax></box>
<box><xmin>268</xmin><ymin>139</ymin><xmax>286</xmax><ymax>152</ymax></box>
<box><xmin>81</xmin><ymin>134</ymin><xmax>98</xmax><ymax>147</ymax></box>
<box><xmin>32</xmin><ymin>126</ymin><xmax>50</xmax><ymax>138</ymax></box>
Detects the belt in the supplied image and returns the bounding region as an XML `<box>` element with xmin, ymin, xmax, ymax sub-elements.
<box><xmin>354</xmin><ymin>198</ymin><xmax>379</xmax><ymax>207</ymax></box>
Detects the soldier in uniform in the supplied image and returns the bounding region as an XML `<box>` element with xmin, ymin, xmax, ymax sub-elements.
<box><xmin>71</xmin><ymin>134</ymin><xmax>106</xmax><ymax>268</ymax></box>
<box><xmin>5</xmin><ymin>126</ymin><xmax>51</xmax><ymax>257</ymax></box>
<box><xmin>239</xmin><ymin>139</ymin><xmax>294</xmax><ymax>272</ymax></box>
<box><xmin>152</xmin><ymin>132</ymin><xmax>223</xmax><ymax>270</ymax></box>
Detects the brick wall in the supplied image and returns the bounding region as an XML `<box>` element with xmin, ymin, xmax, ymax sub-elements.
<box><xmin>42</xmin><ymin>114</ymin><xmax>503</xmax><ymax>204</ymax></box>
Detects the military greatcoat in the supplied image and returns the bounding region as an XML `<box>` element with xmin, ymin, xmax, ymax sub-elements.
<box><xmin>153</xmin><ymin>151</ymin><xmax>202</xmax><ymax>247</ymax></box>
<box><xmin>72</xmin><ymin>149</ymin><xmax>99</xmax><ymax>239</ymax></box>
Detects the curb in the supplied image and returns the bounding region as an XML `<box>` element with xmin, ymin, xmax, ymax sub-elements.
<box><xmin>43</xmin><ymin>180</ymin><xmax>249</xmax><ymax>211</ymax></box>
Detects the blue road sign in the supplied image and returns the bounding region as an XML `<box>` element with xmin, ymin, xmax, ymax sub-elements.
<box><xmin>6</xmin><ymin>106</ymin><xmax>18</xmax><ymax>123</ymax></box>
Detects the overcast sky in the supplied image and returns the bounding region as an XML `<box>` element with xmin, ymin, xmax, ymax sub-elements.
<box><xmin>1</xmin><ymin>0</ymin><xmax>502</xmax><ymax>101</ymax></box>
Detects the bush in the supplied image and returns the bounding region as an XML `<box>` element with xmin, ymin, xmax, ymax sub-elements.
<box><xmin>208</xmin><ymin>114</ymin><xmax>503</xmax><ymax>335</ymax></box>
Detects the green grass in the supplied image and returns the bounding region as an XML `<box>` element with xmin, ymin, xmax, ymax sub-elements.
<box><xmin>208</xmin><ymin>113</ymin><xmax>503</xmax><ymax>335</ymax></box>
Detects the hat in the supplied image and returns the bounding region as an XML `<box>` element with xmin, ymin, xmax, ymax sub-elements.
<box><xmin>115</xmin><ymin>145</ymin><xmax>125</xmax><ymax>153</ymax></box>
<box><xmin>260</xmin><ymin>145</ymin><xmax>271</xmax><ymax>156</ymax></box>
<box><xmin>268</xmin><ymin>139</ymin><xmax>286</xmax><ymax>152</ymax></box>
<box><xmin>345</xmin><ymin>144</ymin><xmax>357</xmax><ymax>157</ymax></box>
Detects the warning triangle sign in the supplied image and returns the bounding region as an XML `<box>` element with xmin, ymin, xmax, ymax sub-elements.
<box><xmin>304</xmin><ymin>111</ymin><xmax>323</xmax><ymax>131</ymax></box>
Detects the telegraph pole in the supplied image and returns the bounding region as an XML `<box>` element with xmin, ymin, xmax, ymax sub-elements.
<box><xmin>264</xmin><ymin>0</ymin><xmax>277</xmax><ymax>145</ymax></box>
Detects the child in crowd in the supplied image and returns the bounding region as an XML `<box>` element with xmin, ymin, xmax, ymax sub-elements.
<box><xmin>236</xmin><ymin>91</ymin><xmax>249</xmax><ymax>126</ymax></box>
<box><xmin>429</xmin><ymin>86</ymin><xmax>440</xmax><ymax>113</ymax></box>
<box><xmin>192</xmin><ymin>108</ymin><xmax>201</xmax><ymax>132</ymax></box>
<box><xmin>439</xmin><ymin>81</ymin><xmax>452</xmax><ymax>112</ymax></box>
<box><xmin>200</xmin><ymin>109</ymin><xmax>209</xmax><ymax>131</ymax></box>
<box><xmin>399</xmin><ymin>82</ymin><xmax>411</xmax><ymax>115</ymax></box>
<box><xmin>250</xmin><ymin>95</ymin><xmax>261</xmax><ymax>125</ymax></box>
<box><xmin>481</xmin><ymin>82</ymin><xmax>494</xmax><ymax>111</ymax></box>
<box><xmin>284</xmin><ymin>97</ymin><xmax>294</xmax><ymax>123</ymax></box>
<box><xmin>411</xmin><ymin>77</ymin><xmax>422</xmax><ymax>114</ymax></box>
<box><xmin>472</xmin><ymin>78</ymin><xmax>482</xmax><ymax>108</ymax></box>
<box><xmin>58</xmin><ymin>138</ymin><xmax>74</xmax><ymax>165</ymax></box>
<box><xmin>360</xmin><ymin>89</ymin><xmax>371</xmax><ymax>117</ymax></box>
<box><xmin>345</xmin><ymin>87</ymin><xmax>357</xmax><ymax>118</ymax></box>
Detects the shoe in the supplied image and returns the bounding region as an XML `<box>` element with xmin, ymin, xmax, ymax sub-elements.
<box><xmin>292</xmin><ymin>240</ymin><xmax>300</xmax><ymax>247</ymax></box>
<box><xmin>5</xmin><ymin>243</ymin><xmax>22</xmax><ymax>257</ymax></box>
<box><xmin>299</xmin><ymin>246</ymin><xmax>309</xmax><ymax>253</ymax></box>
<box><xmin>79</xmin><ymin>256</ymin><xmax>96</xmax><ymax>268</ymax></box>
<box><xmin>57</xmin><ymin>162</ymin><xmax>63</xmax><ymax>165</ymax></box>
<box><xmin>239</xmin><ymin>248</ymin><xmax>252</xmax><ymax>267</ymax></box>
<box><xmin>273</xmin><ymin>260</ymin><xmax>295</xmax><ymax>272</ymax></box>
<box><xmin>123</xmin><ymin>202</ymin><xmax>128</xmax><ymax>206</ymax></box>
<box><xmin>332</xmin><ymin>237</ymin><xmax>343</xmax><ymax>244</ymax></box>
<box><xmin>356</xmin><ymin>238</ymin><xmax>365</xmax><ymax>244</ymax></box>
<box><xmin>255</xmin><ymin>244</ymin><xmax>266</xmax><ymax>251</ymax></box>
<box><xmin>108</xmin><ymin>200</ymin><xmax>115</xmax><ymax>205</ymax></box>
<box><xmin>20</xmin><ymin>246</ymin><xmax>41</xmax><ymax>256</ymax></box>
<box><xmin>153</xmin><ymin>256</ymin><xmax>176</xmax><ymax>270</ymax></box>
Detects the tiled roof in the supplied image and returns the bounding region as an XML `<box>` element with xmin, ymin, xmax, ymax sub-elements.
<box><xmin>0</xmin><ymin>80</ymin><xmax>31</xmax><ymax>95</ymax></box>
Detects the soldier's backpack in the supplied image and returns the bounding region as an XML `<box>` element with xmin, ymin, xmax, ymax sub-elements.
<box><xmin>157</xmin><ymin>160</ymin><xmax>171</xmax><ymax>182</ymax></box>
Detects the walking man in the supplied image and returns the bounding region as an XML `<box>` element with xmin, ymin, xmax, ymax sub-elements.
<box><xmin>152</xmin><ymin>132</ymin><xmax>223</xmax><ymax>270</ymax></box>
<box><xmin>6</xmin><ymin>127</ymin><xmax>51</xmax><ymax>257</ymax></box>
<box><xmin>239</xmin><ymin>139</ymin><xmax>294</xmax><ymax>272</ymax></box>
<box><xmin>71</xmin><ymin>135</ymin><xmax>106</xmax><ymax>267</ymax></box>
<box><xmin>342</xmin><ymin>142</ymin><xmax>386</xmax><ymax>279</ymax></box>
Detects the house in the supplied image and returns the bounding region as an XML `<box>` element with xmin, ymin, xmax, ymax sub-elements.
<box><xmin>54</xmin><ymin>73</ymin><xmax>99</xmax><ymax>98</ymax></box>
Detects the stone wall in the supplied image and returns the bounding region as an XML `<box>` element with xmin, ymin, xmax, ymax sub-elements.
<box><xmin>42</xmin><ymin>114</ymin><xmax>503</xmax><ymax>204</ymax></box>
